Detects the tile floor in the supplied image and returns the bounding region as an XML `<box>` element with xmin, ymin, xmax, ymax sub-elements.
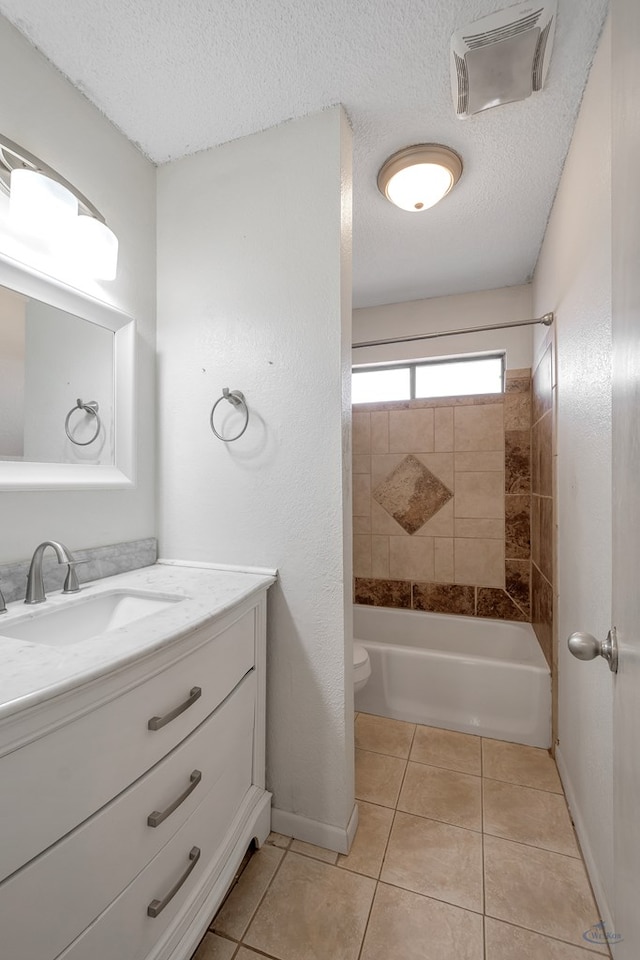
<box><xmin>191</xmin><ymin>714</ymin><xmax>610</xmax><ymax>960</ymax></box>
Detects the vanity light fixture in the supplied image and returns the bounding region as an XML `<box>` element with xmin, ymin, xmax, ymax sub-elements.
<box><xmin>0</xmin><ymin>134</ymin><xmax>119</xmax><ymax>280</ymax></box>
<box><xmin>377</xmin><ymin>144</ymin><xmax>463</xmax><ymax>212</ymax></box>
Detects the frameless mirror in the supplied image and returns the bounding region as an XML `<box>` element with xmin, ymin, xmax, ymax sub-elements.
<box><xmin>0</xmin><ymin>252</ymin><xmax>134</xmax><ymax>489</ymax></box>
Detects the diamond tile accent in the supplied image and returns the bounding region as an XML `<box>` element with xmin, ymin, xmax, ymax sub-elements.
<box><xmin>373</xmin><ymin>454</ymin><xmax>453</xmax><ymax>535</ymax></box>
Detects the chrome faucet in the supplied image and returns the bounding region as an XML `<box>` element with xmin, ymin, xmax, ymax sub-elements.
<box><xmin>25</xmin><ymin>541</ymin><xmax>82</xmax><ymax>604</ymax></box>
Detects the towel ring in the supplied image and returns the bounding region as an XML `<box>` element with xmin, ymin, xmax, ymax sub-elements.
<box><xmin>65</xmin><ymin>399</ymin><xmax>101</xmax><ymax>446</ymax></box>
<box><xmin>210</xmin><ymin>388</ymin><xmax>249</xmax><ymax>442</ymax></box>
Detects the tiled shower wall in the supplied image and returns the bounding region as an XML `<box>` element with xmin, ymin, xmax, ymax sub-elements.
<box><xmin>531</xmin><ymin>339</ymin><xmax>555</xmax><ymax>673</ymax></box>
<box><xmin>352</xmin><ymin>369</ymin><xmax>533</xmax><ymax>622</ymax></box>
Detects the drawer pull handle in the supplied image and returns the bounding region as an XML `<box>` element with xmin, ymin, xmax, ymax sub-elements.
<box><xmin>148</xmin><ymin>687</ymin><xmax>202</xmax><ymax>731</ymax></box>
<box><xmin>147</xmin><ymin>846</ymin><xmax>201</xmax><ymax>918</ymax></box>
<box><xmin>147</xmin><ymin>770</ymin><xmax>202</xmax><ymax>828</ymax></box>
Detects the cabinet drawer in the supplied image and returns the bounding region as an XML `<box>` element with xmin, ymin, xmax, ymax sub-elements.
<box><xmin>0</xmin><ymin>671</ymin><xmax>255</xmax><ymax>960</ymax></box>
<box><xmin>0</xmin><ymin>607</ymin><xmax>256</xmax><ymax>882</ymax></box>
<box><xmin>57</xmin><ymin>754</ymin><xmax>260</xmax><ymax>960</ymax></box>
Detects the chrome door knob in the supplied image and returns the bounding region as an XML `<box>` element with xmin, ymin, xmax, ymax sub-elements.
<box><xmin>568</xmin><ymin>629</ymin><xmax>618</xmax><ymax>673</ymax></box>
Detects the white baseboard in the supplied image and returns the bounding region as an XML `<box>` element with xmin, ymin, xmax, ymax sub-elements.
<box><xmin>555</xmin><ymin>747</ymin><xmax>616</xmax><ymax>952</ymax></box>
<box><xmin>271</xmin><ymin>802</ymin><xmax>359</xmax><ymax>855</ymax></box>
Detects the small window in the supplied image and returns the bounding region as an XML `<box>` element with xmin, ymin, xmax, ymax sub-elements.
<box><xmin>352</xmin><ymin>354</ymin><xmax>504</xmax><ymax>404</ymax></box>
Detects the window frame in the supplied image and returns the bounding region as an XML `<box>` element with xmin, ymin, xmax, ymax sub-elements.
<box><xmin>352</xmin><ymin>352</ymin><xmax>506</xmax><ymax>403</ymax></box>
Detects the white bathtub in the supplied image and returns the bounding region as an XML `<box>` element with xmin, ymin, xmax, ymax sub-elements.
<box><xmin>354</xmin><ymin>605</ymin><xmax>551</xmax><ymax>748</ymax></box>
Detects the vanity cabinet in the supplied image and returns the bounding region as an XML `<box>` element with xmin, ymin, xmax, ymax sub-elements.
<box><xmin>0</xmin><ymin>582</ymin><xmax>271</xmax><ymax>960</ymax></box>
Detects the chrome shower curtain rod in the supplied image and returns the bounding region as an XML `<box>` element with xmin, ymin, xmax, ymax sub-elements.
<box><xmin>352</xmin><ymin>312</ymin><xmax>554</xmax><ymax>350</ymax></box>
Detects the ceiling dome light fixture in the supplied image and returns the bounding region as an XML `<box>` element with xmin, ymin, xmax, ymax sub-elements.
<box><xmin>0</xmin><ymin>134</ymin><xmax>119</xmax><ymax>281</ymax></box>
<box><xmin>377</xmin><ymin>144</ymin><xmax>463</xmax><ymax>212</ymax></box>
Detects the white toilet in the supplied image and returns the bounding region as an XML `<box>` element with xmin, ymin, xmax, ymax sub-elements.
<box><xmin>353</xmin><ymin>642</ymin><xmax>371</xmax><ymax>693</ymax></box>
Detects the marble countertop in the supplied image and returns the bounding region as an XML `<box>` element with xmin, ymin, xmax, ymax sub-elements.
<box><xmin>0</xmin><ymin>560</ymin><xmax>276</xmax><ymax>721</ymax></box>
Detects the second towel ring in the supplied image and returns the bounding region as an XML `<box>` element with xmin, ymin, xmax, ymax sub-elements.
<box><xmin>65</xmin><ymin>399</ymin><xmax>101</xmax><ymax>446</ymax></box>
<box><xmin>210</xmin><ymin>388</ymin><xmax>249</xmax><ymax>442</ymax></box>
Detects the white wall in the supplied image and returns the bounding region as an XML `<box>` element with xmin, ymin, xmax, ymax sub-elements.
<box><xmin>157</xmin><ymin>107</ymin><xmax>355</xmax><ymax>849</ymax></box>
<box><xmin>533</xmin><ymin>19</ymin><xmax>613</xmax><ymax>924</ymax></box>
<box><xmin>0</xmin><ymin>286</ymin><xmax>25</xmax><ymax>457</ymax></box>
<box><xmin>0</xmin><ymin>15</ymin><xmax>156</xmax><ymax>562</ymax></box>
<box><xmin>353</xmin><ymin>284</ymin><xmax>533</xmax><ymax>369</ymax></box>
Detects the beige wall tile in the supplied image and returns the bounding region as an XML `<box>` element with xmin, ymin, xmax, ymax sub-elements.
<box><xmin>371</xmin><ymin>535</ymin><xmax>390</xmax><ymax>577</ymax></box>
<box><xmin>414</xmin><ymin>498</ymin><xmax>454</xmax><ymax>537</ymax></box>
<box><xmin>352</xmin><ymin>454</ymin><xmax>371</xmax><ymax>474</ymax></box>
<box><xmin>506</xmin><ymin>368</ymin><xmax>532</xmax><ymax>381</ymax></box>
<box><xmin>354</xmin><ymin>536</ymin><xmax>372</xmax><ymax>577</ymax></box>
<box><xmin>354</xmin><ymin>515</ymin><xmax>372</xmax><ymax>535</ymax></box>
<box><xmin>532</xmin><ymin>564</ymin><xmax>553</xmax><ymax>667</ymax></box>
<box><xmin>353</xmin><ymin>474</ymin><xmax>371</xmax><ymax>517</ymax></box>
<box><xmin>455</xmin><ymin>472</ymin><xmax>504</xmax><ymax>519</ymax></box>
<box><xmin>435</xmin><ymin>538</ymin><xmax>454</xmax><ymax>582</ymax></box>
<box><xmin>353</xmin><ymin>412</ymin><xmax>371</xmax><ymax>454</ymax></box>
<box><xmin>454</xmin><ymin>451</ymin><xmax>504</xmax><ymax>472</ymax></box>
<box><xmin>389</xmin><ymin>408</ymin><xmax>435</xmax><ymax>453</ymax></box>
<box><xmin>371</xmin><ymin>453</ymin><xmax>405</xmax><ymax>486</ymax></box>
<box><xmin>371</xmin><ymin>499</ymin><xmax>408</xmax><ymax>535</ymax></box>
<box><xmin>435</xmin><ymin>406</ymin><xmax>454</xmax><ymax>452</ymax></box>
<box><xmin>504</xmin><ymin>391</ymin><xmax>531</xmax><ymax>431</ymax></box>
<box><xmin>389</xmin><ymin>536</ymin><xmax>435</xmax><ymax>581</ymax></box>
<box><xmin>370</xmin><ymin>411</ymin><xmax>389</xmax><ymax>453</ymax></box>
<box><xmin>416</xmin><ymin>451</ymin><xmax>455</xmax><ymax>488</ymax></box>
<box><xmin>454</xmin><ymin>538</ymin><xmax>505</xmax><ymax>587</ymax></box>
<box><xmin>454</xmin><ymin>518</ymin><xmax>504</xmax><ymax>539</ymax></box>
<box><xmin>454</xmin><ymin>404</ymin><xmax>504</xmax><ymax>452</ymax></box>
<box><xmin>532</xmin><ymin>410</ymin><xmax>553</xmax><ymax>496</ymax></box>
<box><xmin>506</xmin><ymin>379</ymin><xmax>531</xmax><ymax>395</ymax></box>
<box><xmin>533</xmin><ymin>345</ymin><xmax>553</xmax><ymax>425</ymax></box>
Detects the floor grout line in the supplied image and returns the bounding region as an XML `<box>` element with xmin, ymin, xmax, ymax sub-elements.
<box><xmin>224</xmin><ymin>843</ymin><xmax>290</xmax><ymax>949</ymax></box>
<box><xmin>355</xmin><ymin>878</ymin><xmax>378</xmax><ymax>960</ymax></box>
<box><xmin>375</xmin><ymin>876</ymin><xmax>484</xmax><ymax>916</ymax></box>
<box><xmin>482</xmin><ymin>915</ymin><xmax>611</xmax><ymax>957</ymax></box>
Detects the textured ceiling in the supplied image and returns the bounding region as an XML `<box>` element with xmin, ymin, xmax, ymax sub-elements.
<box><xmin>0</xmin><ymin>0</ymin><xmax>608</xmax><ymax>307</ymax></box>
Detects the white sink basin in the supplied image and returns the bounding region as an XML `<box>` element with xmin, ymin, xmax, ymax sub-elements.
<box><xmin>0</xmin><ymin>591</ymin><xmax>184</xmax><ymax>647</ymax></box>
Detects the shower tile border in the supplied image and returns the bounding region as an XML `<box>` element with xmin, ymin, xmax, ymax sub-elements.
<box><xmin>354</xmin><ymin>579</ymin><xmax>529</xmax><ymax>622</ymax></box>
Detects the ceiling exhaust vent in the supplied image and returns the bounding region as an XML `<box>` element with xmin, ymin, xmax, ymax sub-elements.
<box><xmin>451</xmin><ymin>1</ymin><xmax>557</xmax><ymax>118</ymax></box>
